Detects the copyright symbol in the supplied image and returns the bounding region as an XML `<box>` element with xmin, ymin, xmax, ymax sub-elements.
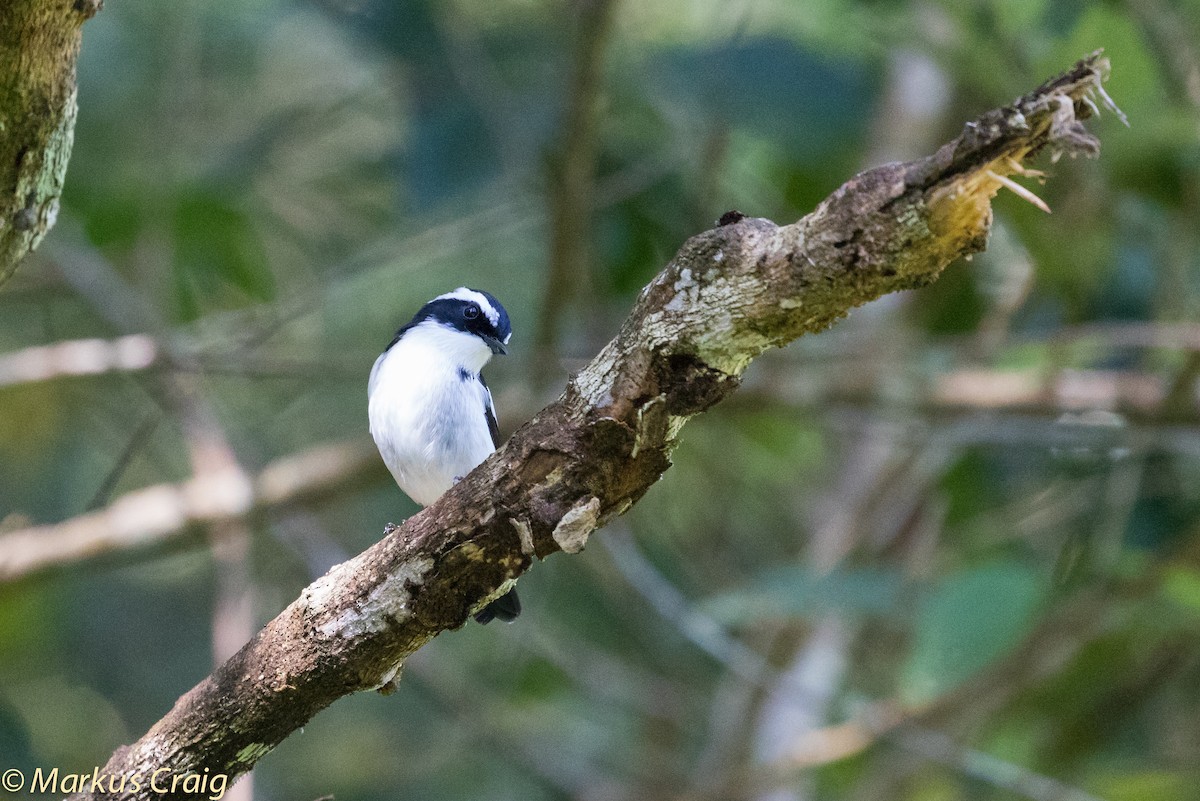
<box><xmin>2</xmin><ymin>769</ymin><xmax>23</xmax><ymax>791</ymax></box>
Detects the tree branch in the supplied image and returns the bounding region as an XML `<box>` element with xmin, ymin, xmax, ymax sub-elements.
<box><xmin>0</xmin><ymin>0</ymin><xmax>94</xmax><ymax>286</ymax></box>
<box><xmin>0</xmin><ymin>334</ymin><xmax>159</xmax><ymax>388</ymax></box>
<box><xmin>739</xmin><ymin>362</ymin><xmax>1200</xmax><ymax>425</ymax></box>
<box><xmin>0</xmin><ymin>440</ymin><xmax>382</xmax><ymax>584</ymax></box>
<box><xmin>72</xmin><ymin>52</ymin><xmax>1119</xmax><ymax>800</ymax></box>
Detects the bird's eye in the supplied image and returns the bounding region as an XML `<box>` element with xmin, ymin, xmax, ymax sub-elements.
<box><xmin>464</xmin><ymin>304</ymin><xmax>481</xmax><ymax>320</ymax></box>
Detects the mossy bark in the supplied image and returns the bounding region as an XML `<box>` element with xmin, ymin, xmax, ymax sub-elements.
<box><xmin>0</xmin><ymin>0</ymin><xmax>94</xmax><ymax>286</ymax></box>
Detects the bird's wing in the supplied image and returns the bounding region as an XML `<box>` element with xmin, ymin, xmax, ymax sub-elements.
<box><xmin>480</xmin><ymin>373</ymin><xmax>500</xmax><ymax>449</ymax></box>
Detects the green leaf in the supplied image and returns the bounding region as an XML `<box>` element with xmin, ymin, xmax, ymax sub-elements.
<box><xmin>171</xmin><ymin>189</ymin><xmax>273</xmax><ymax>322</ymax></box>
<box><xmin>1096</xmin><ymin>771</ymin><xmax>1189</xmax><ymax>801</ymax></box>
<box><xmin>81</xmin><ymin>192</ymin><xmax>144</xmax><ymax>250</ymax></box>
<box><xmin>902</xmin><ymin>561</ymin><xmax>1043</xmax><ymax>704</ymax></box>
<box><xmin>1161</xmin><ymin>565</ymin><xmax>1200</xmax><ymax>619</ymax></box>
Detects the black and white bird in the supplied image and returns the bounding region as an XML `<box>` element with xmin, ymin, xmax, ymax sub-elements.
<box><xmin>368</xmin><ymin>287</ymin><xmax>520</xmax><ymax>624</ymax></box>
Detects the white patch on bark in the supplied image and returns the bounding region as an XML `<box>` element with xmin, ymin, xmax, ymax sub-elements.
<box><xmin>369</xmin><ymin>661</ymin><xmax>403</xmax><ymax>691</ymax></box>
<box><xmin>300</xmin><ymin>559</ymin><xmax>350</xmax><ymax>612</ymax></box>
<box><xmin>575</xmin><ymin>342</ymin><xmax>619</xmax><ymax>408</ymax></box>
<box><xmin>666</xmin><ymin>413</ymin><xmax>688</xmax><ymax>442</ymax></box>
<box><xmin>675</xmin><ymin>267</ymin><xmax>696</xmax><ymax>290</ymax></box>
<box><xmin>631</xmin><ymin>396</ymin><xmax>666</xmax><ymax>459</ymax></box>
<box><xmin>666</xmin><ymin>267</ymin><xmax>699</xmax><ymax>312</ymax></box>
<box><xmin>305</xmin><ymin>556</ymin><xmax>435</xmax><ymax>638</ymax></box>
<box><xmin>512</xmin><ymin>518</ymin><xmax>535</xmax><ymax>555</ymax></box>
<box><xmin>552</xmin><ymin>496</ymin><xmax>601</xmax><ymax>554</ymax></box>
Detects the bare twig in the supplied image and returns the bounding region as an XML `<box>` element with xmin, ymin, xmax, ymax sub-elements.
<box><xmin>741</xmin><ymin>360</ymin><xmax>1200</xmax><ymax>426</ymax></box>
<box><xmin>756</xmin><ymin>588</ymin><xmax>1113</xmax><ymax>798</ymax></box>
<box><xmin>0</xmin><ymin>335</ymin><xmax>159</xmax><ymax>388</ymax></box>
<box><xmin>601</xmin><ymin>527</ymin><xmax>773</xmax><ymax>684</ymax></box>
<box><xmin>0</xmin><ymin>439</ymin><xmax>383</xmax><ymax>584</ymax></box>
<box><xmin>986</xmin><ymin>169</ymin><xmax>1052</xmax><ymax>213</ymax></box>
<box><xmin>931</xmin><ymin>367</ymin><xmax>1171</xmax><ymax>416</ymax></box>
<box><xmin>86</xmin><ymin>413</ymin><xmax>162</xmax><ymax>511</ymax></box>
<box><xmin>896</xmin><ymin>727</ymin><xmax>1107</xmax><ymax>801</ymax></box>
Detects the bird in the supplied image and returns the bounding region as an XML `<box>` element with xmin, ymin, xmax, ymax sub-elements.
<box><xmin>368</xmin><ymin>287</ymin><xmax>520</xmax><ymax>624</ymax></box>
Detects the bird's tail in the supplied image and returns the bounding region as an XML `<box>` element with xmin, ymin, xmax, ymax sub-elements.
<box><xmin>474</xmin><ymin>587</ymin><xmax>521</xmax><ymax>624</ymax></box>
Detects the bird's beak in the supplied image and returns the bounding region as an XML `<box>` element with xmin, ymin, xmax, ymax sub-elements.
<box><xmin>484</xmin><ymin>336</ymin><xmax>508</xmax><ymax>355</ymax></box>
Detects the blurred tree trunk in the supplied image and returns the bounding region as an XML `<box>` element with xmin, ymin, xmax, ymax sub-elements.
<box><xmin>534</xmin><ymin>0</ymin><xmax>619</xmax><ymax>371</ymax></box>
<box><xmin>0</xmin><ymin>0</ymin><xmax>94</xmax><ymax>285</ymax></box>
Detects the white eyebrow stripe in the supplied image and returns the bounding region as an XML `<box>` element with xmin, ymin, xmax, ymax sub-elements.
<box><xmin>434</xmin><ymin>287</ymin><xmax>499</xmax><ymax>326</ymax></box>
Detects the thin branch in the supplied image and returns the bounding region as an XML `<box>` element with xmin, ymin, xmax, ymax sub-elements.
<box><xmin>601</xmin><ymin>527</ymin><xmax>773</xmax><ymax>684</ymax></box>
<box><xmin>758</xmin><ymin>714</ymin><xmax>1108</xmax><ymax>801</ymax></box>
<box><xmin>86</xmin><ymin>412</ymin><xmax>162</xmax><ymax>511</ymax></box>
<box><xmin>895</xmin><ymin>727</ymin><xmax>1107</xmax><ymax>801</ymax></box>
<box><xmin>741</xmin><ymin>361</ymin><xmax>1200</xmax><ymax>425</ymax></box>
<box><xmin>0</xmin><ymin>334</ymin><xmax>160</xmax><ymax>388</ymax></box>
<box><xmin>754</xmin><ymin>587</ymin><xmax>1114</xmax><ymax>798</ymax></box>
<box><xmin>932</xmin><ymin>368</ymin><xmax>1175</xmax><ymax>418</ymax></box>
<box><xmin>0</xmin><ymin>440</ymin><xmax>383</xmax><ymax>584</ymax></box>
<box><xmin>69</xmin><ymin>53</ymin><xmax>1119</xmax><ymax>800</ymax></box>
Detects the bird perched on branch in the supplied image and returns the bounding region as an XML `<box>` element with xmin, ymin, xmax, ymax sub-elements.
<box><xmin>368</xmin><ymin>287</ymin><xmax>520</xmax><ymax>624</ymax></box>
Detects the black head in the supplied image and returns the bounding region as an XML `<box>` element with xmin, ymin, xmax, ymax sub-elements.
<box><xmin>388</xmin><ymin>287</ymin><xmax>512</xmax><ymax>354</ymax></box>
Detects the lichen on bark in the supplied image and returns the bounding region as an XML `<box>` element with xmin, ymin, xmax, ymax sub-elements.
<box><xmin>0</xmin><ymin>0</ymin><xmax>91</xmax><ymax>285</ymax></box>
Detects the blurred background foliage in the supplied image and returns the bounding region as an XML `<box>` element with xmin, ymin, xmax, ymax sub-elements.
<box><xmin>2</xmin><ymin>0</ymin><xmax>1200</xmax><ymax>800</ymax></box>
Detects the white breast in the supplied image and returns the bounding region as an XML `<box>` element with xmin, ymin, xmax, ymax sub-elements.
<box><xmin>368</xmin><ymin>324</ymin><xmax>497</xmax><ymax>506</ymax></box>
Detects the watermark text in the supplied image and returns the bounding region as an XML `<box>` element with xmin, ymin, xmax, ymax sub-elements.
<box><xmin>2</xmin><ymin>766</ymin><xmax>229</xmax><ymax>799</ymax></box>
